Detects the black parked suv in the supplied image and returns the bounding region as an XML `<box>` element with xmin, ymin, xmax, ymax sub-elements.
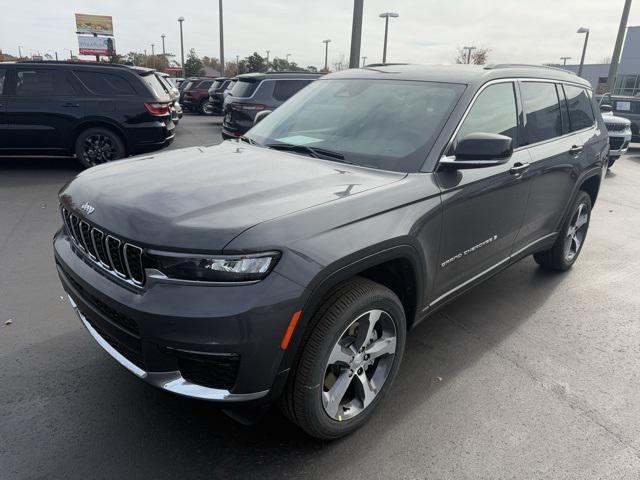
<box><xmin>54</xmin><ymin>64</ymin><xmax>607</xmax><ymax>439</ymax></box>
<box><xmin>221</xmin><ymin>71</ymin><xmax>321</xmax><ymax>139</ymax></box>
<box><xmin>206</xmin><ymin>76</ymin><xmax>230</xmax><ymax>115</ymax></box>
<box><xmin>0</xmin><ymin>61</ymin><xmax>175</xmax><ymax>167</ymax></box>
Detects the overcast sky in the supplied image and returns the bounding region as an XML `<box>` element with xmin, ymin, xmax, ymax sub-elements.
<box><xmin>1</xmin><ymin>0</ymin><xmax>639</xmax><ymax>69</ymax></box>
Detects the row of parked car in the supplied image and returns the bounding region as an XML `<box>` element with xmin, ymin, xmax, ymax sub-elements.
<box><xmin>176</xmin><ymin>71</ymin><xmax>322</xmax><ymax>139</ymax></box>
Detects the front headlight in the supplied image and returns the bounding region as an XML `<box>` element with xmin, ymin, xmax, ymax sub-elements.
<box><xmin>148</xmin><ymin>251</ymin><xmax>280</xmax><ymax>282</ymax></box>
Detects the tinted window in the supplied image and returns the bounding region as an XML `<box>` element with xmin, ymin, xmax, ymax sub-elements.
<box><xmin>231</xmin><ymin>79</ymin><xmax>260</xmax><ymax>98</ymax></box>
<box><xmin>225</xmin><ymin>80</ymin><xmax>237</xmax><ymax>92</ymax></box>
<box><xmin>456</xmin><ymin>82</ymin><xmax>518</xmax><ymax>145</ymax></box>
<box><xmin>273</xmin><ymin>80</ymin><xmax>313</xmax><ymax>102</ymax></box>
<box><xmin>75</xmin><ymin>71</ymin><xmax>135</xmax><ymax>95</ymax></box>
<box><xmin>521</xmin><ymin>82</ymin><xmax>563</xmax><ymax>144</ymax></box>
<box><xmin>0</xmin><ymin>69</ymin><xmax>5</xmax><ymax>95</ymax></box>
<box><xmin>564</xmin><ymin>85</ymin><xmax>595</xmax><ymax>131</ymax></box>
<box><xmin>140</xmin><ymin>73</ymin><xmax>169</xmax><ymax>99</ymax></box>
<box><xmin>211</xmin><ymin>80</ymin><xmax>224</xmax><ymax>90</ymax></box>
<box><xmin>197</xmin><ymin>80</ymin><xmax>213</xmax><ymax>90</ymax></box>
<box><xmin>16</xmin><ymin>69</ymin><xmax>75</xmax><ymax>96</ymax></box>
<box><xmin>248</xmin><ymin>79</ymin><xmax>465</xmax><ymax>173</ymax></box>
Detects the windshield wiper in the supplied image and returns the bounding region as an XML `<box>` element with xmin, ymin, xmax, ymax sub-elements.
<box><xmin>239</xmin><ymin>135</ymin><xmax>260</xmax><ymax>146</ymax></box>
<box><xmin>264</xmin><ymin>142</ymin><xmax>350</xmax><ymax>163</ymax></box>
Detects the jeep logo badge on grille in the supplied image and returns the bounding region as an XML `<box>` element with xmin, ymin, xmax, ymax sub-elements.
<box><xmin>80</xmin><ymin>202</ymin><xmax>95</xmax><ymax>215</ymax></box>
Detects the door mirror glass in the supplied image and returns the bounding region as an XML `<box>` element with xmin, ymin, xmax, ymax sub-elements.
<box><xmin>254</xmin><ymin>110</ymin><xmax>273</xmax><ymax>126</ymax></box>
<box><xmin>445</xmin><ymin>132</ymin><xmax>513</xmax><ymax>169</ymax></box>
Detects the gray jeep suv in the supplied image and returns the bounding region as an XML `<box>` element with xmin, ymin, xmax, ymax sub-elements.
<box><xmin>54</xmin><ymin>64</ymin><xmax>608</xmax><ymax>439</ymax></box>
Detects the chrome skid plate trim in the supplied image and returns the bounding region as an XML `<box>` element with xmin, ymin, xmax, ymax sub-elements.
<box><xmin>68</xmin><ymin>296</ymin><xmax>269</xmax><ymax>402</ymax></box>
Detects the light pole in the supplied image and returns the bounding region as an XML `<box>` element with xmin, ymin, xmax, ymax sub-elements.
<box><xmin>379</xmin><ymin>12</ymin><xmax>399</xmax><ymax>63</ymax></box>
<box><xmin>323</xmin><ymin>39</ymin><xmax>331</xmax><ymax>72</ymax></box>
<box><xmin>349</xmin><ymin>0</ymin><xmax>364</xmax><ymax>68</ymax></box>
<box><xmin>178</xmin><ymin>17</ymin><xmax>185</xmax><ymax>78</ymax></box>
<box><xmin>161</xmin><ymin>34</ymin><xmax>166</xmax><ymax>55</ymax></box>
<box><xmin>286</xmin><ymin>53</ymin><xmax>291</xmax><ymax>62</ymax></box>
<box><xmin>560</xmin><ymin>56</ymin><xmax>571</xmax><ymax>66</ymax></box>
<box><xmin>151</xmin><ymin>43</ymin><xmax>155</xmax><ymax>68</ymax></box>
<box><xmin>219</xmin><ymin>0</ymin><xmax>225</xmax><ymax>75</ymax></box>
<box><xmin>18</xmin><ymin>45</ymin><xmax>23</xmax><ymax>58</ymax></box>
<box><xmin>577</xmin><ymin>27</ymin><xmax>590</xmax><ymax>77</ymax></box>
<box><xmin>362</xmin><ymin>56</ymin><xmax>367</xmax><ymax>67</ymax></box>
<box><xmin>462</xmin><ymin>46</ymin><xmax>476</xmax><ymax>64</ymax></box>
<box><xmin>607</xmin><ymin>0</ymin><xmax>632</xmax><ymax>94</ymax></box>
<box><xmin>266</xmin><ymin>50</ymin><xmax>270</xmax><ymax>67</ymax></box>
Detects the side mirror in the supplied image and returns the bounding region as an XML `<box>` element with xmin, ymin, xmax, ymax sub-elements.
<box><xmin>254</xmin><ymin>110</ymin><xmax>273</xmax><ymax>126</ymax></box>
<box><xmin>600</xmin><ymin>104</ymin><xmax>613</xmax><ymax>113</ymax></box>
<box><xmin>441</xmin><ymin>132</ymin><xmax>513</xmax><ymax>169</ymax></box>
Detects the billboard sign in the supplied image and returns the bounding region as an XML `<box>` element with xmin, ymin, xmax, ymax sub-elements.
<box><xmin>75</xmin><ymin>14</ymin><xmax>114</xmax><ymax>36</ymax></box>
<box><xmin>78</xmin><ymin>35</ymin><xmax>116</xmax><ymax>56</ymax></box>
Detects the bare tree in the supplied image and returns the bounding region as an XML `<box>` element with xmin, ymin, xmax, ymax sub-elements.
<box><xmin>454</xmin><ymin>46</ymin><xmax>491</xmax><ymax>65</ymax></box>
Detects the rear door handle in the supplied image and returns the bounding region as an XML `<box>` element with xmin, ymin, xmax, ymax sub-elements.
<box><xmin>569</xmin><ymin>145</ymin><xmax>583</xmax><ymax>155</ymax></box>
<box><xmin>509</xmin><ymin>162</ymin><xmax>530</xmax><ymax>175</ymax></box>
<box><xmin>63</xmin><ymin>102</ymin><xmax>80</xmax><ymax>108</ymax></box>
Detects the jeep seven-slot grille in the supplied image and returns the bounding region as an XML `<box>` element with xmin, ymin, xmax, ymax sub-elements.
<box><xmin>61</xmin><ymin>206</ymin><xmax>146</xmax><ymax>286</ymax></box>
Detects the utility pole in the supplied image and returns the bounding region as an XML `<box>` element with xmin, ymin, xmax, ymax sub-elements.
<box><xmin>219</xmin><ymin>0</ymin><xmax>225</xmax><ymax>75</ymax></box>
<box><xmin>362</xmin><ymin>56</ymin><xmax>367</xmax><ymax>67</ymax></box>
<box><xmin>178</xmin><ymin>17</ymin><xmax>185</xmax><ymax>78</ymax></box>
<box><xmin>18</xmin><ymin>45</ymin><xmax>22</xmax><ymax>58</ymax></box>
<box><xmin>463</xmin><ymin>46</ymin><xmax>476</xmax><ymax>64</ymax></box>
<box><xmin>560</xmin><ymin>56</ymin><xmax>571</xmax><ymax>66</ymax></box>
<box><xmin>161</xmin><ymin>34</ymin><xmax>166</xmax><ymax>55</ymax></box>
<box><xmin>349</xmin><ymin>0</ymin><xmax>364</xmax><ymax>68</ymax></box>
<box><xmin>151</xmin><ymin>44</ymin><xmax>156</xmax><ymax>69</ymax></box>
<box><xmin>266</xmin><ymin>50</ymin><xmax>270</xmax><ymax>66</ymax></box>
<box><xmin>69</xmin><ymin>49</ymin><xmax>73</xmax><ymax>59</ymax></box>
<box><xmin>55</xmin><ymin>51</ymin><xmax>58</xmax><ymax>61</ymax></box>
<box><xmin>379</xmin><ymin>12</ymin><xmax>399</xmax><ymax>63</ymax></box>
<box><xmin>577</xmin><ymin>27</ymin><xmax>590</xmax><ymax>77</ymax></box>
<box><xmin>607</xmin><ymin>0</ymin><xmax>633</xmax><ymax>94</ymax></box>
<box><xmin>323</xmin><ymin>39</ymin><xmax>331</xmax><ymax>72</ymax></box>
<box><xmin>286</xmin><ymin>53</ymin><xmax>291</xmax><ymax>62</ymax></box>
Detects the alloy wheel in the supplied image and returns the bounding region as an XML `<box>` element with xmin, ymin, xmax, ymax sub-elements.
<box><xmin>82</xmin><ymin>134</ymin><xmax>117</xmax><ymax>166</ymax></box>
<box><xmin>564</xmin><ymin>202</ymin><xmax>589</xmax><ymax>261</ymax></box>
<box><xmin>322</xmin><ymin>309</ymin><xmax>397</xmax><ymax>421</ymax></box>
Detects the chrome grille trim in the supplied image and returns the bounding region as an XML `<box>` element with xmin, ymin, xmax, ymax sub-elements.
<box><xmin>60</xmin><ymin>206</ymin><xmax>146</xmax><ymax>287</ymax></box>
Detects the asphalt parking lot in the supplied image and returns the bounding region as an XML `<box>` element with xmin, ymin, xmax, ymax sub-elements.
<box><xmin>2</xmin><ymin>113</ymin><xmax>640</xmax><ymax>480</ymax></box>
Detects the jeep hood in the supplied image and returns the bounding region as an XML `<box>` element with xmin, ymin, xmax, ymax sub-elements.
<box><xmin>59</xmin><ymin>142</ymin><xmax>405</xmax><ymax>251</ymax></box>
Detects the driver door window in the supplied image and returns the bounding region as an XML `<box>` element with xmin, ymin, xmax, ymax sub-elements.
<box><xmin>455</xmin><ymin>82</ymin><xmax>518</xmax><ymax>149</ymax></box>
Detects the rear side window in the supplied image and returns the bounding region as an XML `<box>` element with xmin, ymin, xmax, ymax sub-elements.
<box><xmin>564</xmin><ymin>85</ymin><xmax>595</xmax><ymax>131</ymax></box>
<box><xmin>0</xmin><ymin>69</ymin><xmax>6</xmax><ymax>95</ymax></box>
<box><xmin>521</xmin><ymin>82</ymin><xmax>563</xmax><ymax>144</ymax></box>
<box><xmin>232</xmin><ymin>79</ymin><xmax>260</xmax><ymax>98</ymax></box>
<box><xmin>197</xmin><ymin>80</ymin><xmax>213</xmax><ymax>90</ymax></box>
<box><xmin>272</xmin><ymin>80</ymin><xmax>312</xmax><ymax>102</ymax></box>
<box><xmin>211</xmin><ymin>80</ymin><xmax>224</xmax><ymax>90</ymax></box>
<box><xmin>75</xmin><ymin>71</ymin><xmax>135</xmax><ymax>95</ymax></box>
<box><xmin>15</xmin><ymin>69</ymin><xmax>76</xmax><ymax>96</ymax></box>
<box><xmin>456</xmin><ymin>82</ymin><xmax>518</xmax><ymax>145</ymax></box>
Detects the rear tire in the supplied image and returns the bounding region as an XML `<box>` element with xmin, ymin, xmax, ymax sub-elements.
<box><xmin>200</xmin><ymin>100</ymin><xmax>215</xmax><ymax>116</ymax></box>
<box><xmin>533</xmin><ymin>191</ymin><xmax>592</xmax><ymax>271</ymax></box>
<box><xmin>280</xmin><ymin>277</ymin><xmax>406</xmax><ymax>440</ymax></box>
<box><xmin>74</xmin><ymin>127</ymin><xmax>125</xmax><ymax>169</ymax></box>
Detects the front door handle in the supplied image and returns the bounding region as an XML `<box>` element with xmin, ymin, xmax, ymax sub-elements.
<box><xmin>569</xmin><ymin>145</ymin><xmax>583</xmax><ymax>155</ymax></box>
<box><xmin>509</xmin><ymin>162</ymin><xmax>530</xmax><ymax>175</ymax></box>
<box><xmin>63</xmin><ymin>102</ymin><xmax>80</xmax><ymax>108</ymax></box>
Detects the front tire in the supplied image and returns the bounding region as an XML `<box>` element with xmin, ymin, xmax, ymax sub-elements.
<box><xmin>74</xmin><ymin>127</ymin><xmax>125</xmax><ymax>169</ymax></box>
<box><xmin>533</xmin><ymin>191</ymin><xmax>592</xmax><ymax>271</ymax></box>
<box><xmin>200</xmin><ymin>100</ymin><xmax>215</xmax><ymax>115</ymax></box>
<box><xmin>608</xmin><ymin>156</ymin><xmax>617</xmax><ymax>168</ymax></box>
<box><xmin>281</xmin><ymin>277</ymin><xmax>406</xmax><ymax>439</ymax></box>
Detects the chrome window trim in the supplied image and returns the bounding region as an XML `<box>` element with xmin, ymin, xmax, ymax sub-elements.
<box><xmin>436</xmin><ymin>77</ymin><xmax>596</xmax><ymax>168</ymax></box>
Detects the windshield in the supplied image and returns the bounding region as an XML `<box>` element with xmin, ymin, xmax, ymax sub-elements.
<box><xmin>247</xmin><ymin>79</ymin><xmax>465</xmax><ymax>172</ymax></box>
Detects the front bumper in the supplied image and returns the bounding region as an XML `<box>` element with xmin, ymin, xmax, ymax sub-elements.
<box><xmin>54</xmin><ymin>229</ymin><xmax>305</xmax><ymax>402</ymax></box>
<box><xmin>608</xmin><ymin>132</ymin><xmax>632</xmax><ymax>157</ymax></box>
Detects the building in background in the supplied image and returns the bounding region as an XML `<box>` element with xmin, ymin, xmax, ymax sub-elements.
<box><xmin>555</xmin><ymin>25</ymin><xmax>640</xmax><ymax>95</ymax></box>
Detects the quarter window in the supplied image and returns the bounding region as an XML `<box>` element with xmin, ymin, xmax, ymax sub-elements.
<box><xmin>75</xmin><ymin>71</ymin><xmax>136</xmax><ymax>95</ymax></box>
<box><xmin>272</xmin><ymin>80</ymin><xmax>313</xmax><ymax>102</ymax></box>
<box><xmin>455</xmin><ymin>82</ymin><xmax>518</xmax><ymax>146</ymax></box>
<box><xmin>564</xmin><ymin>85</ymin><xmax>595</xmax><ymax>131</ymax></box>
<box><xmin>521</xmin><ymin>82</ymin><xmax>563</xmax><ymax>144</ymax></box>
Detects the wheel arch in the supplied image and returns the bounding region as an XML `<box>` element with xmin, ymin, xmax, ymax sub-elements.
<box><xmin>70</xmin><ymin>119</ymin><xmax>129</xmax><ymax>155</ymax></box>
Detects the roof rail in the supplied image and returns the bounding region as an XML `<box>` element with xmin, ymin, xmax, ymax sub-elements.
<box><xmin>364</xmin><ymin>62</ymin><xmax>410</xmax><ymax>68</ymax></box>
<box><xmin>15</xmin><ymin>60</ymin><xmax>132</xmax><ymax>68</ymax></box>
<box><xmin>483</xmin><ymin>63</ymin><xmax>577</xmax><ymax>75</ymax></box>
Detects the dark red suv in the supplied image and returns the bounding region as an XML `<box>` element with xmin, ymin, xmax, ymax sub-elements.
<box><xmin>181</xmin><ymin>78</ymin><xmax>216</xmax><ymax>114</ymax></box>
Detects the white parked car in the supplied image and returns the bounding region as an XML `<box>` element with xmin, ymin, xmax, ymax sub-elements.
<box><xmin>601</xmin><ymin>105</ymin><xmax>632</xmax><ymax>168</ymax></box>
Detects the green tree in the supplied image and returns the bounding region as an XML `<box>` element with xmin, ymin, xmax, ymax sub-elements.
<box><xmin>244</xmin><ymin>52</ymin><xmax>267</xmax><ymax>73</ymax></box>
<box><xmin>184</xmin><ymin>48</ymin><xmax>205</xmax><ymax>77</ymax></box>
<box><xmin>202</xmin><ymin>56</ymin><xmax>221</xmax><ymax>72</ymax></box>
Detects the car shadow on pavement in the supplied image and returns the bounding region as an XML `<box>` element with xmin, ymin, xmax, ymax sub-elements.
<box><xmin>1</xmin><ymin>258</ymin><xmax>569</xmax><ymax>479</ymax></box>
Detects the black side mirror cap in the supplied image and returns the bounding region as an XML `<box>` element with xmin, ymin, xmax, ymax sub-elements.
<box><xmin>441</xmin><ymin>132</ymin><xmax>513</xmax><ymax>169</ymax></box>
